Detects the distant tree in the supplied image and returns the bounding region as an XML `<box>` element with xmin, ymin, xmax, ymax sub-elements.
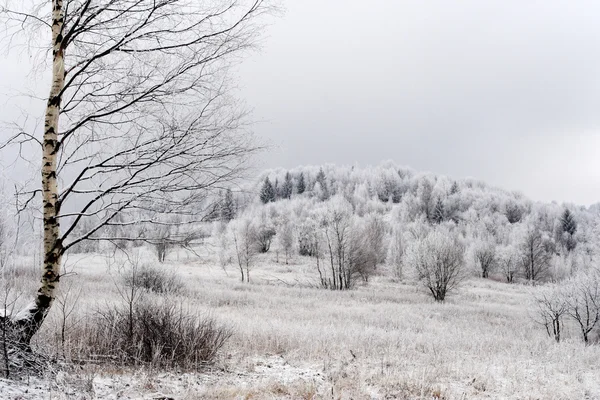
<box><xmin>418</xmin><ymin>179</ymin><xmax>434</xmax><ymax>222</ymax></box>
<box><xmin>431</xmin><ymin>198</ymin><xmax>445</xmax><ymax>224</ymax></box>
<box><xmin>232</xmin><ymin>219</ymin><xmax>258</xmax><ymax>283</ymax></box>
<box><xmin>253</xmin><ymin>225</ymin><xmax>276</xmax><ymax>253</ymax></box>
<box><xmin>532</xmin><ymin>285</ymin><xmax>567</xmax><ymax>342</ymax></box>
<box><xmin>281</xmin><ymin>172</ymin><xmax>293</xmax><ymax>199</ymax></box>
<box><xmin>388</xmin><ymin>227</ymin><xmax>405</xmax><ymax>280</ymax></box>
<box><xmin>505</xmin><ymin>202</ymin><xmax>523</xmax><ymax>224</ymax></box>
<box><xmin>564</xmin><ymin>269</ymin><xmax>600</xmax><ymax>343</ymax></box>
<box><xmin>520</xmin><ymin>229</ymin><xmax>552</xmax><ymax>282</ymax></box>
<box><xmin>497</xmin><ymin>246</ymin><xmax>518</xmax><ymax>283</ymax></box>
<box><xmin>274</xmin><ymin>178</ymin><xmax>281</xmax><ymax>200</ymax></box>
<box><xmin>449</xmin><ymin>181</ymin><xmax>460</xmax><ymax>195</ymax></box>
<box><xmin>473</xmin><ymin>241</ymin><xmax>496</xmax><ymax>279</ymax></box>
<box><xmin>259</xmin><ymin>177</ymin><xmax>276</xmax><ymax>204</ymax></box>
<box><xmin>559</xmin><ymin>209</ymin><xmax>577</xmax><ymax>252</ymax></box>
<box><xmin>220</xmin><ymin>189</ymin><xmax>236</xmax><ymax>222</ymax></box>
<box><xmin>560</xmin><ymin>209</ymin><xmax>577</xmax><ymax>236</ymax></box>
<box><xmin>297</xmin><ymin>173</ymin><xmax>306</xmax><ymax>195</ymax></box>
<box><xmin>406</xmin><ymin>227</ymin><xmax>465</xmax><ymax>302</ymax></box>
<box><xmin>316</xmin><ymin>168</ymin><xmax>330</xmax><ymax>200</ymax></box>
<box><xmin>277</xmin><ymin>219</ymin><xmax>295</xmax><ymax>264</ymax></box>
<box><xmin>353</xmin><ymin>214</ymin><xmax>387</xmax><ymax>281</ymax></box>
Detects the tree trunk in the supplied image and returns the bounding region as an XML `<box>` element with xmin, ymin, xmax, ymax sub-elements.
<box><xmin>12</xmin><ymin>0</ymin><xmax>65</xmax><ymax>343</ymax></box>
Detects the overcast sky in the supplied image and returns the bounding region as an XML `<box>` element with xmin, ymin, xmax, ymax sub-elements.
<box><xmin>1</xmin><ymin>1</ymin><xmax>600</xmax><ymax>205</ymax></box>
<box><xmin>236</xmin><ymin>0</ymin><xmax>600</xmax><ymax>206</ymax></box>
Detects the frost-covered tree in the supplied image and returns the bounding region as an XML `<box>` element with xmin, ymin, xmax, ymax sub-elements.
<box><xmin>505</xmin><ymin>202</ymin><xmax>523</xmax><ymax>224</ymax></box>
<box><xmin>315</xmin><ymin>168</ymin><xmax>330</xmax><ymax>201</ymax></box>
<box><xmin>296</xmin><ymin>173</ymin><xmax>306</xmax><ymax>195</ymax></box>
<box><xmin>520</xmin><ymin>229</ymin><xmax>552</xmax><ymax>282</ymax></box>
<box><xmin>431</xmin><ymin>198</ymin><xmax>445</xmax><ymax>224</ymax></box>
<box><xmin>231</xmin><ymin>219</ymin><xmax>258</xmax><ymax>283</ymax></box>
<box><xmin>560</xmin><ymin>209</ymin><xmax>577</xmax><ymax>236</ymax></box>
<box><xmin>220</xmin><ymin>189</ymin><xmax>236</xmax><ymax>222</ymax></box>
<box><xmin>559</xmin><ymin>209</ymin><xmax>577</xmax><ymax>252</ymax></box>
<box><xmin>564</xmin><ymin>269</ymin><xmax>600</xmax><ymax>343</ymax></box>
<box><xmin>406</xmin><ymin>227</ymin><xmax>465</xmax><ymax>301</ymax></box>
<box><xmin>497</xmin><ymin>246</ymin><xmax>519</xmax><ymax>283</ymax></box>
<box><xmin>260</xmin><ymin>177</ymin><xmax>276</xmax><ymax>204</ymax></box>
<box><xmin>276</xmin><ymin>217</ymin><xmax>295</xmax><ymax>264</ymax></box>
<box><xmin>281</xmin><ymin>172</ymin><xmax>293</xmax><ymax>199</ymax></box>
<box><xmin>532</xmin><ymin>285</ymin><xmax>567</xmax><ymax>342</ymax></box>
<box><xmin>473</xmin><ymin>241</ymin><xmax>496</xmax><ymax>279</ymax></box>
<box><xmin>388</xmin><ymin>226</ymin><xmax>405</xmax><ymax>280</ymax></box>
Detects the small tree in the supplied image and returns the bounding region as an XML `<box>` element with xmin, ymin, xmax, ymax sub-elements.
<box><xmin>297</xmin><ymin>173</ymin><xmax>306</xmax><ymax>195</ymax></box>
<box><xmin>564</xmin><ymin>269</ymin><xmax>600</xmax><ymax>344</ymax></box>
<box><xmin>505</xmin><ymin>202</ymin><xmax>523</xmax><ymax>224</ymax></box>
<box><xmin>260</xmin><ymin>177</ymin><xmax>276</xmax><ymax>204</ymax></box>
<box><xmin>560</xmin><ymin>209</ymin><xmax>577</xmax><ymax>236</ymax></box>
<box><xmin>277</xmin><ymin>219</ymin><xmax>295</xmax><ymax>264</ymax></box>
<box><xmin>315</xmin><ymin>168</ymin><xmax>330</xmax><ymax>201</ymax></box>
<box><xmin>497</xmin><ymin>246</ymin><xmax>518</xmax><ymax>283</ymax></box>
<box><xmin>520</xmin><ymin>229</ymin><xmax>552</xmax><ymax>282</ymax></box>
<box><xmin>231</xmin><ymin>219</ymin><xmax>257</xmax><ymax>283</ymax></box>
<box><xmin>559</xmin><ymin>209</ymin><xmax>577</xmax><ymax>252</ymax></box>
<box><xmin>220</xmin><ymin>189</ymin><xmax>236</xmax><ymax>222</ymax></box>
<box><xmin>281</xmin><ymin>172</ymin><xmax>293</xmax><ymax>199</ymax></box>
<box><xmin>388</xmin><ymin>227</ymin><xmax>405</xmax><ymax>280</ymax></box>
<box><xmin>473</xmin><ymin>241</ymin><xmax>496</xmax><ymax>279</ymax></box>
<box><xmin>431</xmin><ymin>198</ymin><xmax>445</xmax><ymax>224</ymax></box>
<box><xmin>532</xmin><ymin>285</ymin><xmax>567</xmax><ymax>342</ymax></box>
<box><xmin>406</xmin><ymin>227</ymin><xmax>465</xmax><ymax>301</ymax></box>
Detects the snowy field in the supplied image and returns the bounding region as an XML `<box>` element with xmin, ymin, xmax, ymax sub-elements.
<box><xmin>2</xmin><ymin>246</ymin><xmax>599</xmax><ymax>400</ymax></box>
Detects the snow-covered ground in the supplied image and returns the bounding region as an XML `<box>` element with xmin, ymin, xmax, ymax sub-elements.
<box><xmin>3</xmin><ymin>247</ymin><xmax>600</xmax><ymax>399</ymax></box>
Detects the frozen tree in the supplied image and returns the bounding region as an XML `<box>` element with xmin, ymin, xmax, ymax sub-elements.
<box><xmin>473</xmin><ymin>241</ymin><xmax>496</xmax><ymax>279</ymax></box>
<box><xmin>231</xmin><ymin>219</ymin><xmax>258</xmax><ymax>283</ymax></box>
<box><xmin>560</xmin><ymin>209</ymin><xmax>577</xmax><ymax>236</ymax></box>
<box><xmin>387</xmin><ymin>226</ymin><xmax>405</xmax><ymax>280</ymax></box>
<box><xmin>260</xmin><ymin>177</ymin><xmax>276</xmax><ymax>204</ymax></box>
<box><xmin>417</xmin><ymin>178</ymin><xmax>434</xmax><ymax>222</ymax></box>
<box><xmin>449</xmin><ymin>181</ymin><xmax>460</xmax><ymax>195</ymax></box>
<box><xmin>559</xmin><ymin>209</ymin><xmax>577</xmax><ymax>252</ymax></box>
<box><xmin>281</xmin><ymin>172</ymin><xmax>293</xmax><ymax>199</ymax></box>
<box><xmin>276</xmin><ymin>217</ymin><xmax>295</xmax><ymax>264</ymax></box>
<box><xmin>520</xmin><ymin>229</ymin><xmax>553</xmax><ymax>282</ymax></box>
<box><xmin>532</xmin><ymin>285</ymin><xmax>567</xmax><ymax>342</ymax></box>
<box><xmin>296</xmin><ymin>172</ymin><xmax>306</xmax><ymax>195</ymax></box>
<box><xmin>252</xmin><ymin>210</ymin><xmax>275</xmax><ymax>253</ymax></box>
<box><xmin>505</xmin><ymin>202</ymin><xmax>523</xmax><ymax>224</ymax></box>
<box><xmin>220</xmin><ymin>189</ymin><xmax>236</xmax><ymax>222</ymax></box>
<box><xmin>406</xmin><ymin>227</ymin><xmax>465</xmax><ymax>301</ymax></box>
<box><xmin>497</xmin><ymin>246</ymin><xmax>519</xmax><ymax>283</ymax></box>
<box><xmin>0</xmin><ymin>0</ymin><xmax>270</xmax><ymax>344</ymax></box>
<box><xmin>564</xmin><ymin>269</ymin><xmax>600</xmax><ymax>343</ymax></box>
<box><xmin>317</xmin><ymin>197</ymin><xmax>376</xmax><ymax>290</ymax></box>
<box><xmin>431</xmin><ymin>198</ymin><xmax>445</xmax><ymax>224</ymax></box>
<box><xmin>315</xmin><ymin>168</ymin><xmax>329</xmax><ymax>201</ymax></box>
<box><xmin>298</xmin><ymin>219</ymin><xmax>319</xmax><ymax>257</ymax></box>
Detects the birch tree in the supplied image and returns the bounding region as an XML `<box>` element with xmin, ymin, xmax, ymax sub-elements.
<box><xmin>0</xmin><ymin>0</ymin><xmax>270</xmax><ymax>345</ymax></box>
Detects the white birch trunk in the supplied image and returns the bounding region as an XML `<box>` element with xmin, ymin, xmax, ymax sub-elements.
<box><xmin>13</xmin><ymin>0</ymin><xmax>65</xmax><ymax>342</ymax></box>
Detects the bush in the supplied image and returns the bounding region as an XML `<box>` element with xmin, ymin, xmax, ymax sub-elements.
<box><xmin>84</xmin><ymin>299</ymin><xmax>231</xmax><ymax>369</ymax></box>
<box><xmin>123</xmin><ymin>264</ymin><xmax>184</xmax><ymax>294</ymax></box>
<box><xmin>406</xmin><ymin>227</ymin><xmax>466</xmax><ymax>301</ymax></box>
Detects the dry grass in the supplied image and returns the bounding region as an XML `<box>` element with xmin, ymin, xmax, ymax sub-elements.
<box><xmin>3</xmin><ymin>245</ymin><xmax>600</xmax><ymax>399</ymax></box>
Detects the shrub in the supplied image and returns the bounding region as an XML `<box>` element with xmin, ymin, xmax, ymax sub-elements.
<box><xmin>84</xmin><ymin>299</ymin><xmax>231</xmax><ymax>369</ymax></box>
<box><xmin>406</xmin><ymin>227</ymin><xmax>465</xmax><ymax>301</ymax></box>
<box><xmin>123</xmin><ymin>264</ymin><xmax>184</xmax><ymax>294</ymax></box>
